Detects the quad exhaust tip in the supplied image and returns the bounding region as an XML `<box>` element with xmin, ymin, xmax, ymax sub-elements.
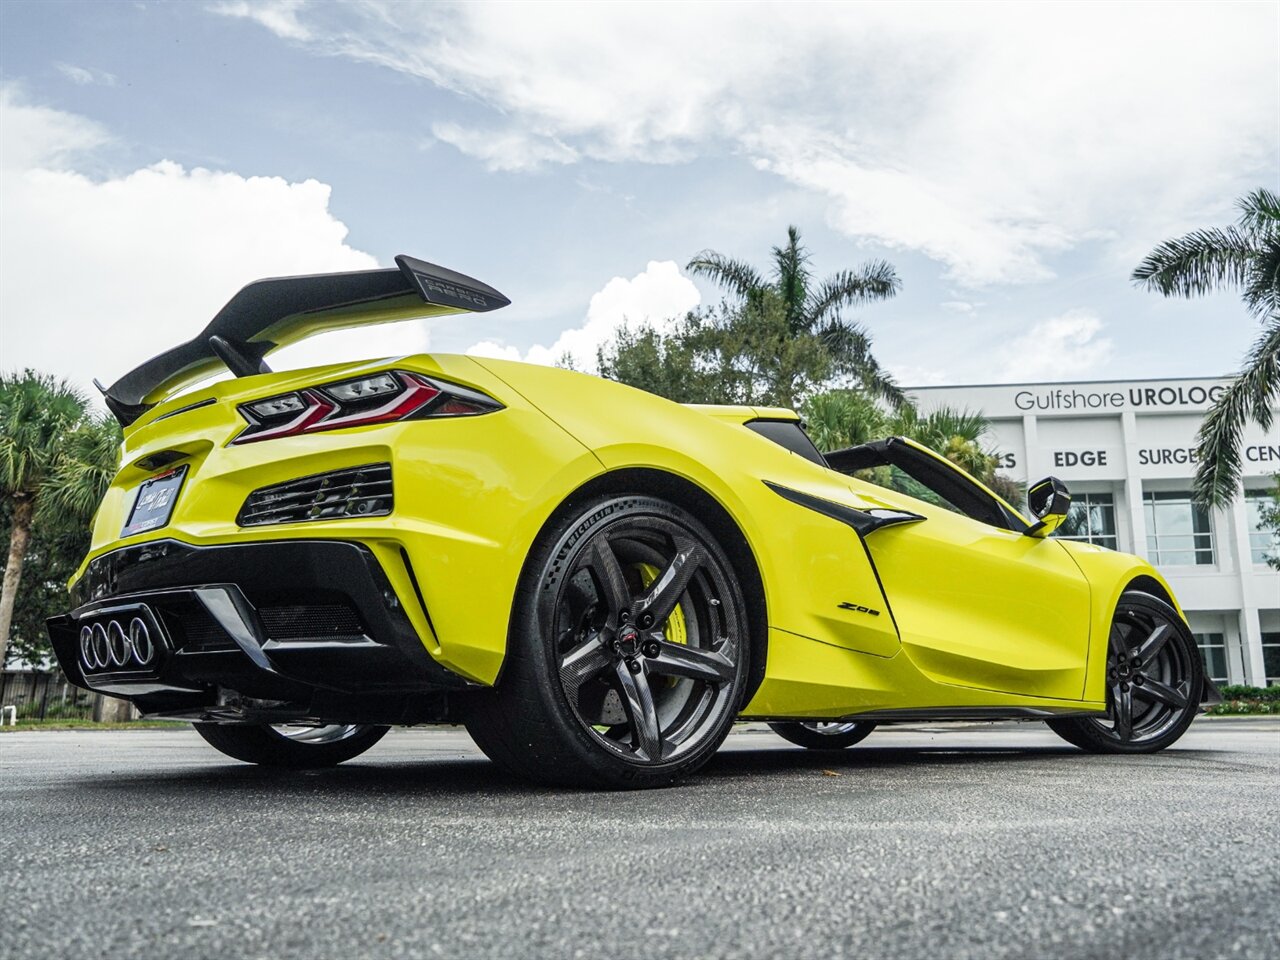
<box><xmin>79</xmin><ymin>617</ymin><xmax>155</xmax><ymax>672</ymax></box>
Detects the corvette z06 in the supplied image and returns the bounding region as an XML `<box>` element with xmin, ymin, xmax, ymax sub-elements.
<box><xmin>46</xmin><ymin>256</ymin><xmax>1218</xmax><ymax>787</ymax></box>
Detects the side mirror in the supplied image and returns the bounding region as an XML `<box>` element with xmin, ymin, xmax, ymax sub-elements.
<box><xmin>1025</xmin><ymin>476</ymin><xmax>1071</xmax><ymax>538</ymax></box>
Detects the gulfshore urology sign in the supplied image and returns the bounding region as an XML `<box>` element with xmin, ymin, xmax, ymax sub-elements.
<box><xmin>910</xmin><ymin>376</ymin><xmax>1280</xmax><ymax>690</ymax></box>
<box><xmin>1012</xmin><ymin>382</ymin><xmax>1226</xmax><ymax>413</ymax></box>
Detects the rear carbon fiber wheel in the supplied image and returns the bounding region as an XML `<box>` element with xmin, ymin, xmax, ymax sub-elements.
<box><xmin>1046</xmin><ymin>591</ymin><xmax>1202</xmax><ymax>754</ymax></box>
<box><xmin>464</xmin><ymin>495</ymin><xmax>750</xmax><ymax>789</ymax></box>
<box><xmin>194</xmin><ymin>723</ymin><xmax>388</xmax><ymax>768</ymax></box>
<box><xmin>768</xmin><ymin>721</ymin><xmax>876</xmax><ymax>750</ymax></box>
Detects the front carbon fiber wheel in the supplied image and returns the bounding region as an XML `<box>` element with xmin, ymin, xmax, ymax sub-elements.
<box><xmin>464</xmin><ymin>495</ymin><xmax>750</xmax><ymax>789</ymax></box>
<box><xmin>1046</xmin><ymin>591</ymin><xmax>1202</xmax><ymax>754</ymax></box>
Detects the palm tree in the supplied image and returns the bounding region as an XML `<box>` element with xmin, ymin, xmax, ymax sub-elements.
<box><xmin>0</xmin><ymin>371</ymin><xmax>120</xmax><ymax>666</ymax></box>
<box><xmin>886</xmin><ymin>406</ymin><xmax>994</xmax><ymax>478</ymax></box>
<box><xmin>801</xmin><ymin>385</ymin><xmax>1025</xmax><ymax>498</ymax></box>
<box><xmin>1132</xmin><ymin>188</ymin><xmax>1280</xmax><ymax>506</ymax></box>
<box><xmin>801</xmin><ymin>389</ymin><xmax>888</xmax><ymax>452</ymax></box>
<box><xmin>689</xmin><ymin>226</ymin><xmax>905</xmax><ymax>409</ymax></box>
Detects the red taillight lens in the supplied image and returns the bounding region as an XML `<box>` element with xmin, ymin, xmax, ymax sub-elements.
<box><xmin>232</xmin><ymin>371</ymin><xmax>501</xmax><ymax>444</ymax></box>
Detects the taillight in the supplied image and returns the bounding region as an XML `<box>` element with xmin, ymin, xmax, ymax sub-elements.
<box><xmin>232</xmin><ymin>371</ymin><xmax>501</xmax><ymax>444</ymax></box>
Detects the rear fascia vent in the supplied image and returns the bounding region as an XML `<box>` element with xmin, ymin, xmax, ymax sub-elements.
<box><xmin>238</xmin><ymin>463</ymin><xmax>392</xmax><ymax>527</ymax></box>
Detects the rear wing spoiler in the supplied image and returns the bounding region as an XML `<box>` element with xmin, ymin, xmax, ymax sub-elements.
<box><xmin>101</xmin><ymin>255</ymin><xmax>510</xmax><ymax>426</ymax></box>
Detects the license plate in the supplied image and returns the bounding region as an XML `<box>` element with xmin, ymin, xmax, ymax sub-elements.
<box><xmin>121</xmin><ymin>465</ymin><xmax>188</xmax><ymax>538</ymax></box>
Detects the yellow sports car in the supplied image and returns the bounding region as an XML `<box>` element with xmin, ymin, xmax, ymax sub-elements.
<box><xmin>47</xmin><ymin>256</ymin><xmax>1215</xmax><ymax>787</ymax></box>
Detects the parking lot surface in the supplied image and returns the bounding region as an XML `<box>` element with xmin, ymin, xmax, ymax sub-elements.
<box><xmin>1</xmin><ymin>718</ymin><xmax>1277</xmax><ymax>960</ymax></box>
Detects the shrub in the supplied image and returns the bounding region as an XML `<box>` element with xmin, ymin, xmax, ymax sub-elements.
<box><xmin>1216</xmin><ymin>684</ymin><xmax>1280</xmax><ymax>702</ymax></box>
<box><xmin>1206</xmin><ymin>684</ymin><xmax>1280</xmax><ymax>715</ymax></box>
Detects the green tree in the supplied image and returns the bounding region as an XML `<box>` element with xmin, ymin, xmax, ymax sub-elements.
<box><xmin>0</xmin><ymin>504</ymin><xmax>91</xmax><ymax>666</ymax></box>
<box><xmin>801</xmin><ymin>389</ymin><xmax>997</xmax><ymax>473</ymax></box>
<box><xmin>596</xmin><ymin>309</ymin><xmax>742</xmax><ymax>405</ymax></box>
<box><xmin>1</xmin><ymin>371</ymin><xmax>120</xmax><ymax>666</ymax></box>
<box><xmin>598</xmin><ymin>296</ymin><xmax>842</xmax><ymax>408</ymax></box>
<box><xmin>885</xmin><ymin>405</ymin><xmax>998</xmax><ymax>480</ymax></box>
<box><xmin>1132</xmin><ymin>188</ymin><xmax>1280</xmax><ymax>506</ymax></box>
<box><xmin>800</xmin><ymin>387</ymin><xmax>1023</xmax><ymax>505</ymax></box>
<box><xmin>800</xmin><ymin>389</ymin><xmax>888</xmax><ymax>451</ymax></box>
<box><xmin>687</xmin><ymin>226</ymin><xmax>904</xmax><ymax>409</ymax></box>
<box><xmin>1257</xmin><ymin>474</ymin><xmax>1280</xmax><ymax>572</ymax></box>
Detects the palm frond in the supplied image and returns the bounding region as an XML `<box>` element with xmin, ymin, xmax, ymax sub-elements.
<box><xmin>686</xmin><ymin>252</ymin><xmax>765</xmax><ymax>302</ymax></box>
<box><xmin>1239</xmin><ymin>315</ymin><xmax>1280</xmax><ymax>433</ymax></box>
<box><xmin>1193</xmin><ymin>315</ymin><xmax>1280</xmax><ymax>505</ymax></box>
<box><xmin>805</xmin><ymin>261</ymin><xmax>902</xmax><ymax>326</ymax></box>
<box><xmin>816</xmin><ymin>318</ymin><xmax>868</xmax><ymax>360</ymax></box>
<box><xmin>38</xmin><ymin>416</ymin><xmax>121</xmax><ymax>526</ymax></box>
<box><xmin>813</xmin><ymin>319</ymin><xmax>909</xmax><ymax>411</ymax></box>
<box><xmin>1131</xmin><ymin>226</ymin><xmax>1259</xmax><ymax>301</ymax></box>
<box><xmin>771</xmin><ymin>226</ymin><xmax>810</xmax><ymax>327</ymax></box>
<box><xmin>0</xmin><ymin>370</ymin><xmax>89</xmax><ymax>497</ymax></box>
<box><xmin>886</xmin><ymin>402</ymin><xmax>921</xmax><ymax>437</ymax></box>
<box><xmin>859</xmin><ymin>359</ymin><xmax>909</xmax><ymax>412</ymax></box>
<box><xmin>800</xmin><ymin>389</ymin><xmax>887</xmax><ymax>452</ymax></box>
<box><xmin>921</xmin><ymin>406</ymin><xmax>991</xmax><ymax>444</ymax></box>
<box><xmin>1236</xmin><ymin>188</ymin><xmax>1280</xmax><ymax>234</ymax></box>
<box><xmin>1242</xmin><ymin>236</ymin><xmax>1280</xmax><ymax>318</ymax></box>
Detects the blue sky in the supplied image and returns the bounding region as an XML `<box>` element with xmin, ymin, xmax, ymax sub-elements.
<box><xmin>2</xmin><ymin>1</ymin><xmax>1277</xmax><ymax>398</ymax></box>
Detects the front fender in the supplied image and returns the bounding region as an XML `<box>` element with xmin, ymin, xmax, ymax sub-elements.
<box><xmin>1057</xmin><ymin>540</ymin><xmax>1190</xmax><ymax>704</ymax></box>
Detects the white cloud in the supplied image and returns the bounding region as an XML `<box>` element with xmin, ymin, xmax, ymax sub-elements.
<box><xmin>467</xmin><ymin>260</ymin><xmax>700</xmax><ymax>369</ymax></box>
<box><xmin>891</xmin><ymin>365</ymin><xmax>949</xmax><ymax>388</ymax></box>
<box><xmin>208</xmin><ymin>0</ymin><xmax>312</xmax><ymax>41</ymax></box>
<box><xmin>997</xmin><ymin>309</ymin><xmax>1113</xmax><ymax>382</ymax></box>
<box><xmin>0</xmin><ymin>87</ymin><xmax>432</xmax><ymax>398</ymax></box>
<box><xmin>431</xmin><ymin>123</ymin><xmax>578</xmax><ymax>172</ymax></box>
<box><xmin>54</xmin><ymin>63</ymin><xmax>117</xmax><ymax>87</ymax></box>
<box><xmin>213</xmin><ymin>1</ymin><xmax>1278</xmax><ymax>288</ymax></box>
<box><xmin>0</xmin><ymin>86</ymin><xmax>109</xmax><ymax>172</ymax></box>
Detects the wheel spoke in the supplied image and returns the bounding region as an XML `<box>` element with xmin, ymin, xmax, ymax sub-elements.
<box><xmin>646</xmin><ymin>639</ymin><xmax>734</xmax><ymax>685</ymax></box>
<box><xmin>1109</xmin><ymin>624</ymin><xmax>1131</xmax><ymax>660</ymax></box>
<box><xmin>614</xmin><ymin>661</ymin><xmax>663</xmax><ymax>760</ymax></box>
<box><xmin>636</xmin><ymin>538</ymin><xmax>705</xmax><ymax>625</ymax></box>
<box><xmin>589</xmin><ymin>538</ymin><xmax>632</xmax><ymax>618</ymax></box>
<box><xmin>558</xmin><ymin>634</ymin><xmax>612</xmax><ymax>692</ymax></box>
<box><xmin>1134</xmin><ymin>623</ymin><xmax>1173</xmax><ymax>664</ymax></box>
<box><xmin>1136</xmin><ymin>676</ymin><xmax>1188</xmax><ymax>710</ymax></box>
<box><xmin>1111</xmin><ymin>682</ymin><xmax>1133</xmax><ymax>740</ymax></box>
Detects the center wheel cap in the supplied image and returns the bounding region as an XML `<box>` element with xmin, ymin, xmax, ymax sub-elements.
<box><xmin>616</xmin><ymin>625</ymin><xmax>641</xmax><ymax>659</ymax></box>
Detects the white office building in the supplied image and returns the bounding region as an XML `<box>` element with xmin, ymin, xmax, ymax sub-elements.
<box><xmin>911</xmin><ymin>376</ymin><xmax>1280</xmax><ymax>688</ymax></box>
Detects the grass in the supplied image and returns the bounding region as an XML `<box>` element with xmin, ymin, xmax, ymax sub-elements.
<box><xmin>0</xmin><ymin>718</ymin><xmax>187</xmax><ymax>732</ymax></box>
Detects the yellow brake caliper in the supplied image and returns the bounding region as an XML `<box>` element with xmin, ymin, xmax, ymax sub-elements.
<box><xmin>635</xmin><ymin>563</ymin><xmax>688</xmax><ymax>687</ymax></box>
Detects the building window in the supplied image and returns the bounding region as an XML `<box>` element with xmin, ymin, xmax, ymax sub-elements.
<box><xmin>1194</xmin><ymin>632</ymin><xmax>1229</xmax><ymax>684</ymax></box>
<box><xmin>1055</xmin><ymin>491</ymin><xmax>1118</xmax><ymax>549</ymax></box>
<box><xmin>1244</xmin><ymin>490</ymin><xmax>1278</xmax><ymax>565</ymax></box>
<box><xmin>1144</xmin><ymin>491</ymin><xmax>1214</xmax><ymax>566</ymax></box>
<box><xmin>1263</xmin><ymin>633</ymin><xmax>1280</xmax><ymax>688</ymax></box>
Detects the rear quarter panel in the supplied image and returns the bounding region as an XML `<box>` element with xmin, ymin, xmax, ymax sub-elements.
<box><xmin>472</xmin><ymin>359</ymin><xmax>913</xmax><ymax>663</ymax></box>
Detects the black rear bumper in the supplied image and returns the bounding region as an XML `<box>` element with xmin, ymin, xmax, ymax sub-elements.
<box><xmin>47</xmin><ymin>539</ymin><xmax>471</xmax><ymax>723</ymax></box>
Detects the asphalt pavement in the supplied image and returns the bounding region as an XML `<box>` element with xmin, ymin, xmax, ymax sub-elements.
<box><xmin>1</xmin><ymin>718</ymin><xmax>1277</xmax><ymax>960</ymax></box>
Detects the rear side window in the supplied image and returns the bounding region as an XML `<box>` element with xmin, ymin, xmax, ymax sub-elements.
<box><xmin>744</xmin><ymin>420</ymin><xmax>826</xmax><ymax>466</ymax></box>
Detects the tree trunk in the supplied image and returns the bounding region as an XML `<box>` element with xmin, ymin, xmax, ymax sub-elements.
<box><xmin>0</xmin><ymin>496</ymin><xmax>34</xmax><ymax>668</ymax></box>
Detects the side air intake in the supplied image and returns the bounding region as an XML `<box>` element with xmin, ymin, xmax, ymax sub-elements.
<box><xmin>237</xmin><ymin>463</ymin><xmax>392</xmax><ymax>527</ymax></box>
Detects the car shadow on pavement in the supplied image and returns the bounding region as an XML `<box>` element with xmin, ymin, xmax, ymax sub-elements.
<box><xmin>62</xmin><ymin>738</ymin><xmax>1225</xmax><ymax>800</ymax></box>
<box><xmin>703</xmin><ymin>741</ymin><xmax>1231</xmax><ymax>784</ymax></box>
